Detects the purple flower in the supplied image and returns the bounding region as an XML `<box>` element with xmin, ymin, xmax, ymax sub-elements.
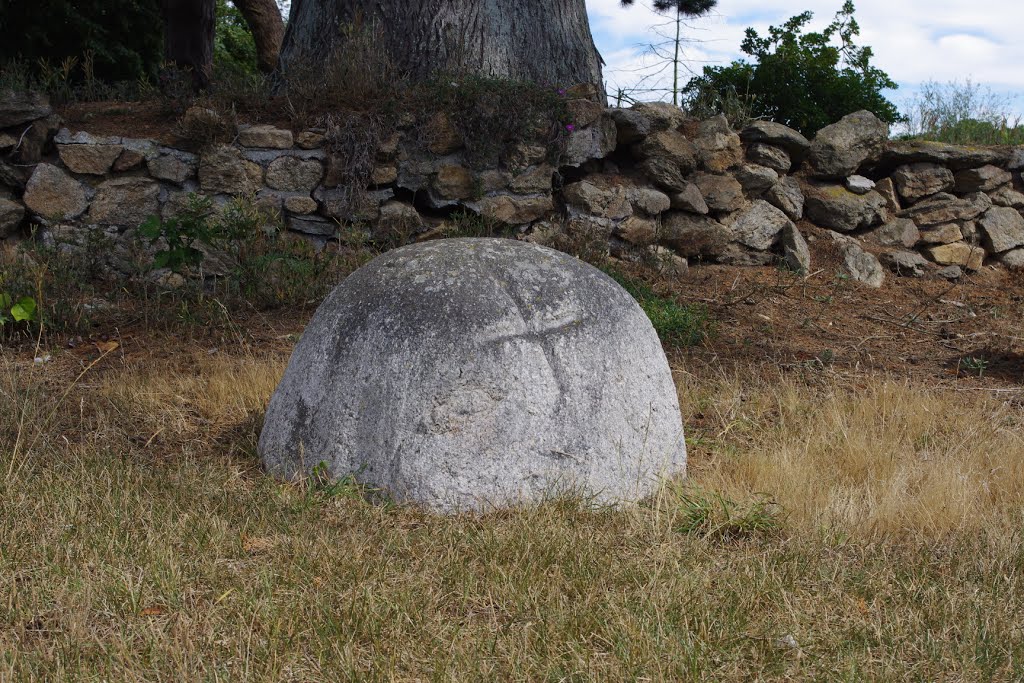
<box><xmin>565</xmin><ymin>124</ymin><xmax>576</xmax><ymax>132</ymax></box>
<box><xmin>558</xmin><ymin>88</ymin><xmax>567</xmax><ymax>96</ymax></box>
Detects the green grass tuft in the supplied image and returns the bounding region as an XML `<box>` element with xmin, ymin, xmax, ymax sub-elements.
<box><xmin>604</xmin><ymin>268</ymin><xmax>712</xmax><ymax>347</ymax></box>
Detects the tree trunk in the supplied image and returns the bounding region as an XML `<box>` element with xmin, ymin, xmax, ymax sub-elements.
<box><xmin>278</xmin><ymin>0</ymin><xmax>605</xmax><ymax>97</ymax></box>
<box><xmin>162</xmin><ymin>0</ymin><xmax>216</xmax><ymax>89</ymax></box>
<box><xmin>233</xmin><ymin>0</ymin><xmax>285</xmax><ymax>73</ymax></box>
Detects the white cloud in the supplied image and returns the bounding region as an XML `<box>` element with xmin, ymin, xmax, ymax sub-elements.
<box><xmin>587</xmin><ymin>0</ymin><xmax>1024</xmax><ymax>113</ymax></box>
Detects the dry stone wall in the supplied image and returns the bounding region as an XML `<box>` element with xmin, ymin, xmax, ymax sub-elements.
<box><xmin>3</xmin><ymin>94</ymin><xmax>1024</xmax><ymax>288</ymax></box>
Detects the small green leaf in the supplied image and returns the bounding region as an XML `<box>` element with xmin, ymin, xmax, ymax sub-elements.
<box><xmin>185</xmin><ymin>246</ymin><xmax>204</xmax><ymax>265</ymax></box>
<box><xmin>0</xmin><ymin>292</ymin><xmax>11</xmax><ymax>310</ymax></box>
<box><xmin>153</xmin><ymin>251</ymin><xmax>170</xmax><ymax>269</ymax></box>
<box><xmin>11</xmin><ymin>296</ymin><xmax>37</xmax><ymax>322</ymax></box>
<box><xmin>139</xmin><ymin>216</ymin><xmax>163</xmax><ymax>240</ymax></box>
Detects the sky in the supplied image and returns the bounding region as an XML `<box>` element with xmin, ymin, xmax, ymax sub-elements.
<box><xmin>586</xmin><ymin>0</ymin><xmax>1024</xmax><ymax>122</ymax></box>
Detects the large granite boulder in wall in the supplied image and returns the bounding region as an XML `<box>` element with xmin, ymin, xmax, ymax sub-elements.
<box><xmin>259</xmin><ymin>238</ymin><xmax>686</xmax><ymax>512</ymax></box>
<box><xmin>807</xmin><ymin>110</ymin><xmax>889</xmax><ymax>179</ymax></box>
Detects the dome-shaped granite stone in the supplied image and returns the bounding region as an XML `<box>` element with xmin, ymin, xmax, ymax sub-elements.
<box><xmin>259</xmin><ymin>238</ymin><xmax>685</xmax><ymax>511</ymax></box>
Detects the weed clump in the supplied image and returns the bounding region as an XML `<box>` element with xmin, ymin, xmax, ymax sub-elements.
<box><xmin>604</xmin><ymin>268</ymin><xmax>712</xmax><ymax>348</ymax></box>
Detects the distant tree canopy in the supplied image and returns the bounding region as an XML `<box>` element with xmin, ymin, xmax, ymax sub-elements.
<box><xmin>214</xmin><ymin>0</ymin><xmax>260</xmax><ymax>76</ymax></box>
<box><xmin>682</xmin><ymin>1</ymin><xmax>901</xmax><ymax>135</ymax></box>
<box><xmin>619</xmin><ymin>0</ymin><xmax>717</xmax><ymax>14</ymax></box>
<box><xmin>0</xmin><ymin>0</ymin><xmax>164</xmax><ymax>83</ymax></box>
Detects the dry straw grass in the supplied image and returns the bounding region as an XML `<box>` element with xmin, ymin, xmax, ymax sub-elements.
<box><xmin>676</xmin><ymin>368</ymin><xmax>1024</xmax><ymax>538</ymax></box>
<box><xmin>2</xmin><ymin>349</ymin><xmax>1023</xmax><ymax>680</ymax></box>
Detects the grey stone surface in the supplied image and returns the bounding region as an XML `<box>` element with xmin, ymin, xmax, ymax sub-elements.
<box><xmin>1007</xmin><ymin>147</ymin><xmax>1024</xmax><ymax>170</ymax></box>
<box><xmin>633</xmin><ymin>130</ymin><xmax>697</xmax><ymax>173</ymax></box>
<box><xmin>804</xmin><ymin>183</ymin><xmax>887</xmax><ymax>232</ymax></box>
<box><xmin>866</xmin><ymin>218</ymin><xmax>920</xmax><ymax>248</ymax></box>
<box><xmin>467</xmin><ymin>194</ymin><xmax>554</xmax><ymax>225</ymax></box>
<box><xmin>199</xmin><ymin>145</ymin><xmax>263</xmax><ymax>194</ymax></box>
<box><xmin>266</xmin><ymin>156</ymin><xmax>324</xmax><ymax>192</ymax></box>
<box><xmin>615</xmin><ymin>215</ymin><xmax>658</xmax><ymax>245</ymax></box>
<box><xmin>640</xmin><ymin>157</ymin><xmax>688</xmax><ymax>192</ymax></box>
<box><xmin>936</xmin><ymin>265</ymin><xmax>963</xmax><ymax>280</ymax></box>
<box><xmin>746</xmin><ymin>143</ymin><xmax>791</xmax><ymax>173</ymax></box>
<box><xmin>878</xmin><ymin>141</ymin><xmax>1008</xmax><ymax>170</ymax></box>
<box><xmin>739</xmin><ymin>120</ymin><xmax>810</xmax><ymax>159</ymax></box>
<box><xmin>0</xmin><ymin>198</ymin><xmax>24</xmax><ymax>237</ymax></box>
<box><xmin>148</xmin><ymin>154</ymin><xmax>195</xmax><ymax>184</ymax></box>
<box><xmin>781</xmin><ymin>223</ymin><xmax>811</xmax><ymax>273</ymax></box>
<box><xmin>874</xmin><ymin>177</ymin><xmax>901</xmax><ymax>212</ymax></box>
<box><xmin>730</xmin><ymin>200</ymin><xmax>791</xmax><ymax>250</ymax></box>
<box><xmin>988</xmin><ymin>185</ymin><xmax>1024</xmax><ymax>210</ymax></box>
<box><xmin>259</xmin><ymin>238</ymin><xmax>686</xmax><ymax>512</ymax></box>
<box><xmin>880</xmin><ymin>250</ymin><xmax>930</xmax><ymax>277</ymax></box>
<box><xmin>563</xmin><ymin>115</ymin><xmax>617</xmax><ymax>167</ymax></box>
<box><xmin>88</xmin><ymin>177</ymin><xmax>160</xmax><ymax>226</ymax></box>
<box><xmin>237</xmin><ymin>124</ymin><xmax>293</xmax><ymax>149</ymax></box>
<box><xmin>660</xmin><ymin>212</ymin><xmax>732</xmax><ymax>258</ymax></box>
<box><xmin>924</xmin><ymin>242</ymin><xmax>985</xmax><ymax>270</ymax></box>
<box><xmin>733</xmin><ymin>164</ymin><xmax>778</xmax><ymax>195</ymax></box>
<box><xmin>845</xmin><ymin>175</ymin><xmax>875</xmax><ymax>195</ymax></box>
<box><xmin>827</xmin><ymin>231</ymin><xmax>885</xmax><ymax>287</ymax></box>
<box><xmin>918</xmin><ymin>223</ymin><xmax>963</xmax><ymax>245</ymax></box>
<box><xmin>892</xmin><ymin>163</ymin><xmax>953</xmax><ymax>202</ymax></box>
<box><xmin>23</xmin><ymin>163</ymin><xmax>88</xmax><ymax>220</ymax></box>
<box><xmin>0</xmin><ymin>90</ymin><xmax>52</xmax><ymax>127</ymax></box>
<box><xmin>57</xmin><ymin>143</ymin><xmax>123</xmax><ymax>175</ymax></box>
<box><xmin>626</xmin><ymin>186</ymin><xmax>671</xmax><ymax>216</ymax></box>
<box><xmin>1000</xmin><ymin>248</ymin><xmax>1024</xmax><ymax>270</ymax></box>
<box><xmin>288</xmin><ymin>215</ymin><xmax>336</xmax><ymax>237</ymax></box>
<box><xmin>609</xmin><ymin>108</ymin><xmax>651</xmax><ymax>145</ymax></box>
<box><xmin>765</xmin><ymin>176</ymin><xmax>804</xmax><ymax>221</ymax></box>
<box><xmin>691</xmin><ymin>172</ymin><xmax>745</xmax><ymax>213</ymax></box>
<box><xmin>953</xmin><ymin>165</ymin><xmax>1013</xmax><ymax>194</ymax></box>
<box><xmin>897</xmin><ymin>191</ymin><xmax>991</xmax><ymax>226</ymax></box>
<box><xmin>630</xmin><ymin>102</ymin><xmax>686</xmax><ymax>131</ymax></box>
<box><xmin>693</xmin><ymin>114</ymin><xmax>742</xmax><ymax>172</ymax></box>
<box><xmin>977</xmin><ymin>206</ymin><xmax>1024</xmax><ymax>253</ymax></box>
<box><xmin>669</xmin><ymin>183</ymin><xmax>709</xmax><ymax>214</ymax></box>
<box><xmin>563</xmin><ymin>181</ymin><xmax>631</xmax><ymax>220</ymax></box>
<box><xmin>807</xmin><ymin>110</ymin><xmax>888</xmax><ymax>179</ymax></box>
<box><xmin>716</xmin><ymin>243</ymin><xmax>774</xmax><ymax>266</ymax></box>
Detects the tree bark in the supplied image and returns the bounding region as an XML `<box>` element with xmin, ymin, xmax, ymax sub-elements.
<box><xmin>279</xmin><ymin>0</ymin><xmax>605</xmax><ymax>97</ymax></box>
<box><xmin>233</xmin><ymin>0</ymin><xmax>285</xmax><ymax>73</ymax></box>
<box><xmin>162</xmin><ymin>0</ymin><xmax>216</xmax><ymax>89</ymax></box>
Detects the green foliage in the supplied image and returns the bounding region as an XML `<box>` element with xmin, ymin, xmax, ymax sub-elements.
<box><xmin>961</xmin><ymin>356</ymin><xmax>990</xmax><ymax>378</ymax></box>
<box><xmin>214</xmin><ymin>0</ymin><xmax>260</xmax><ymax>77</ymax></box>
<box><xmin>671</xmin><ymin>488</ymin><xmax>782</xmax><ymax>541</ymax></box>
<box><xmin>0</xmin><ymin>292</ymin><xmax>38</xmax><ymax>328</ymax></box>
<box><xmin>683</xmin><ymin>1</ymin><xmax>901</xmax><ymax>135</ymax></box>
<box><xmin>0</xmin><ymin>0</ymin><xmax>163</xmax><ymax>85</ymax></box>
<box><xmin>138</xmin><ymin>195</ymin><xmax>221</xmax><ymax>273</ymax></box>
<box><xmin>604</xmin><ymin>269</ymin><xmax>711</xmax><ymax>348</ymax></box>
<box><xmin>900</xmin><ymin>79</ymin><xmax>1024</xmax><ymax>145</ymax></box>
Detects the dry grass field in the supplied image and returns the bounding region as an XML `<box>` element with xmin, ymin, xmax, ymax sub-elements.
<box><xmin>3</xmin><ymin>327</ymin><xmax>1023</xmax><ymax>680</ymax></box>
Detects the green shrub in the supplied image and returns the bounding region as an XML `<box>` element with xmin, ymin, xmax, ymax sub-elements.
<box><xmin>683</xmin><ymin>1</ymin><xmax>901</xmax><ymax>135</ymax></box>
